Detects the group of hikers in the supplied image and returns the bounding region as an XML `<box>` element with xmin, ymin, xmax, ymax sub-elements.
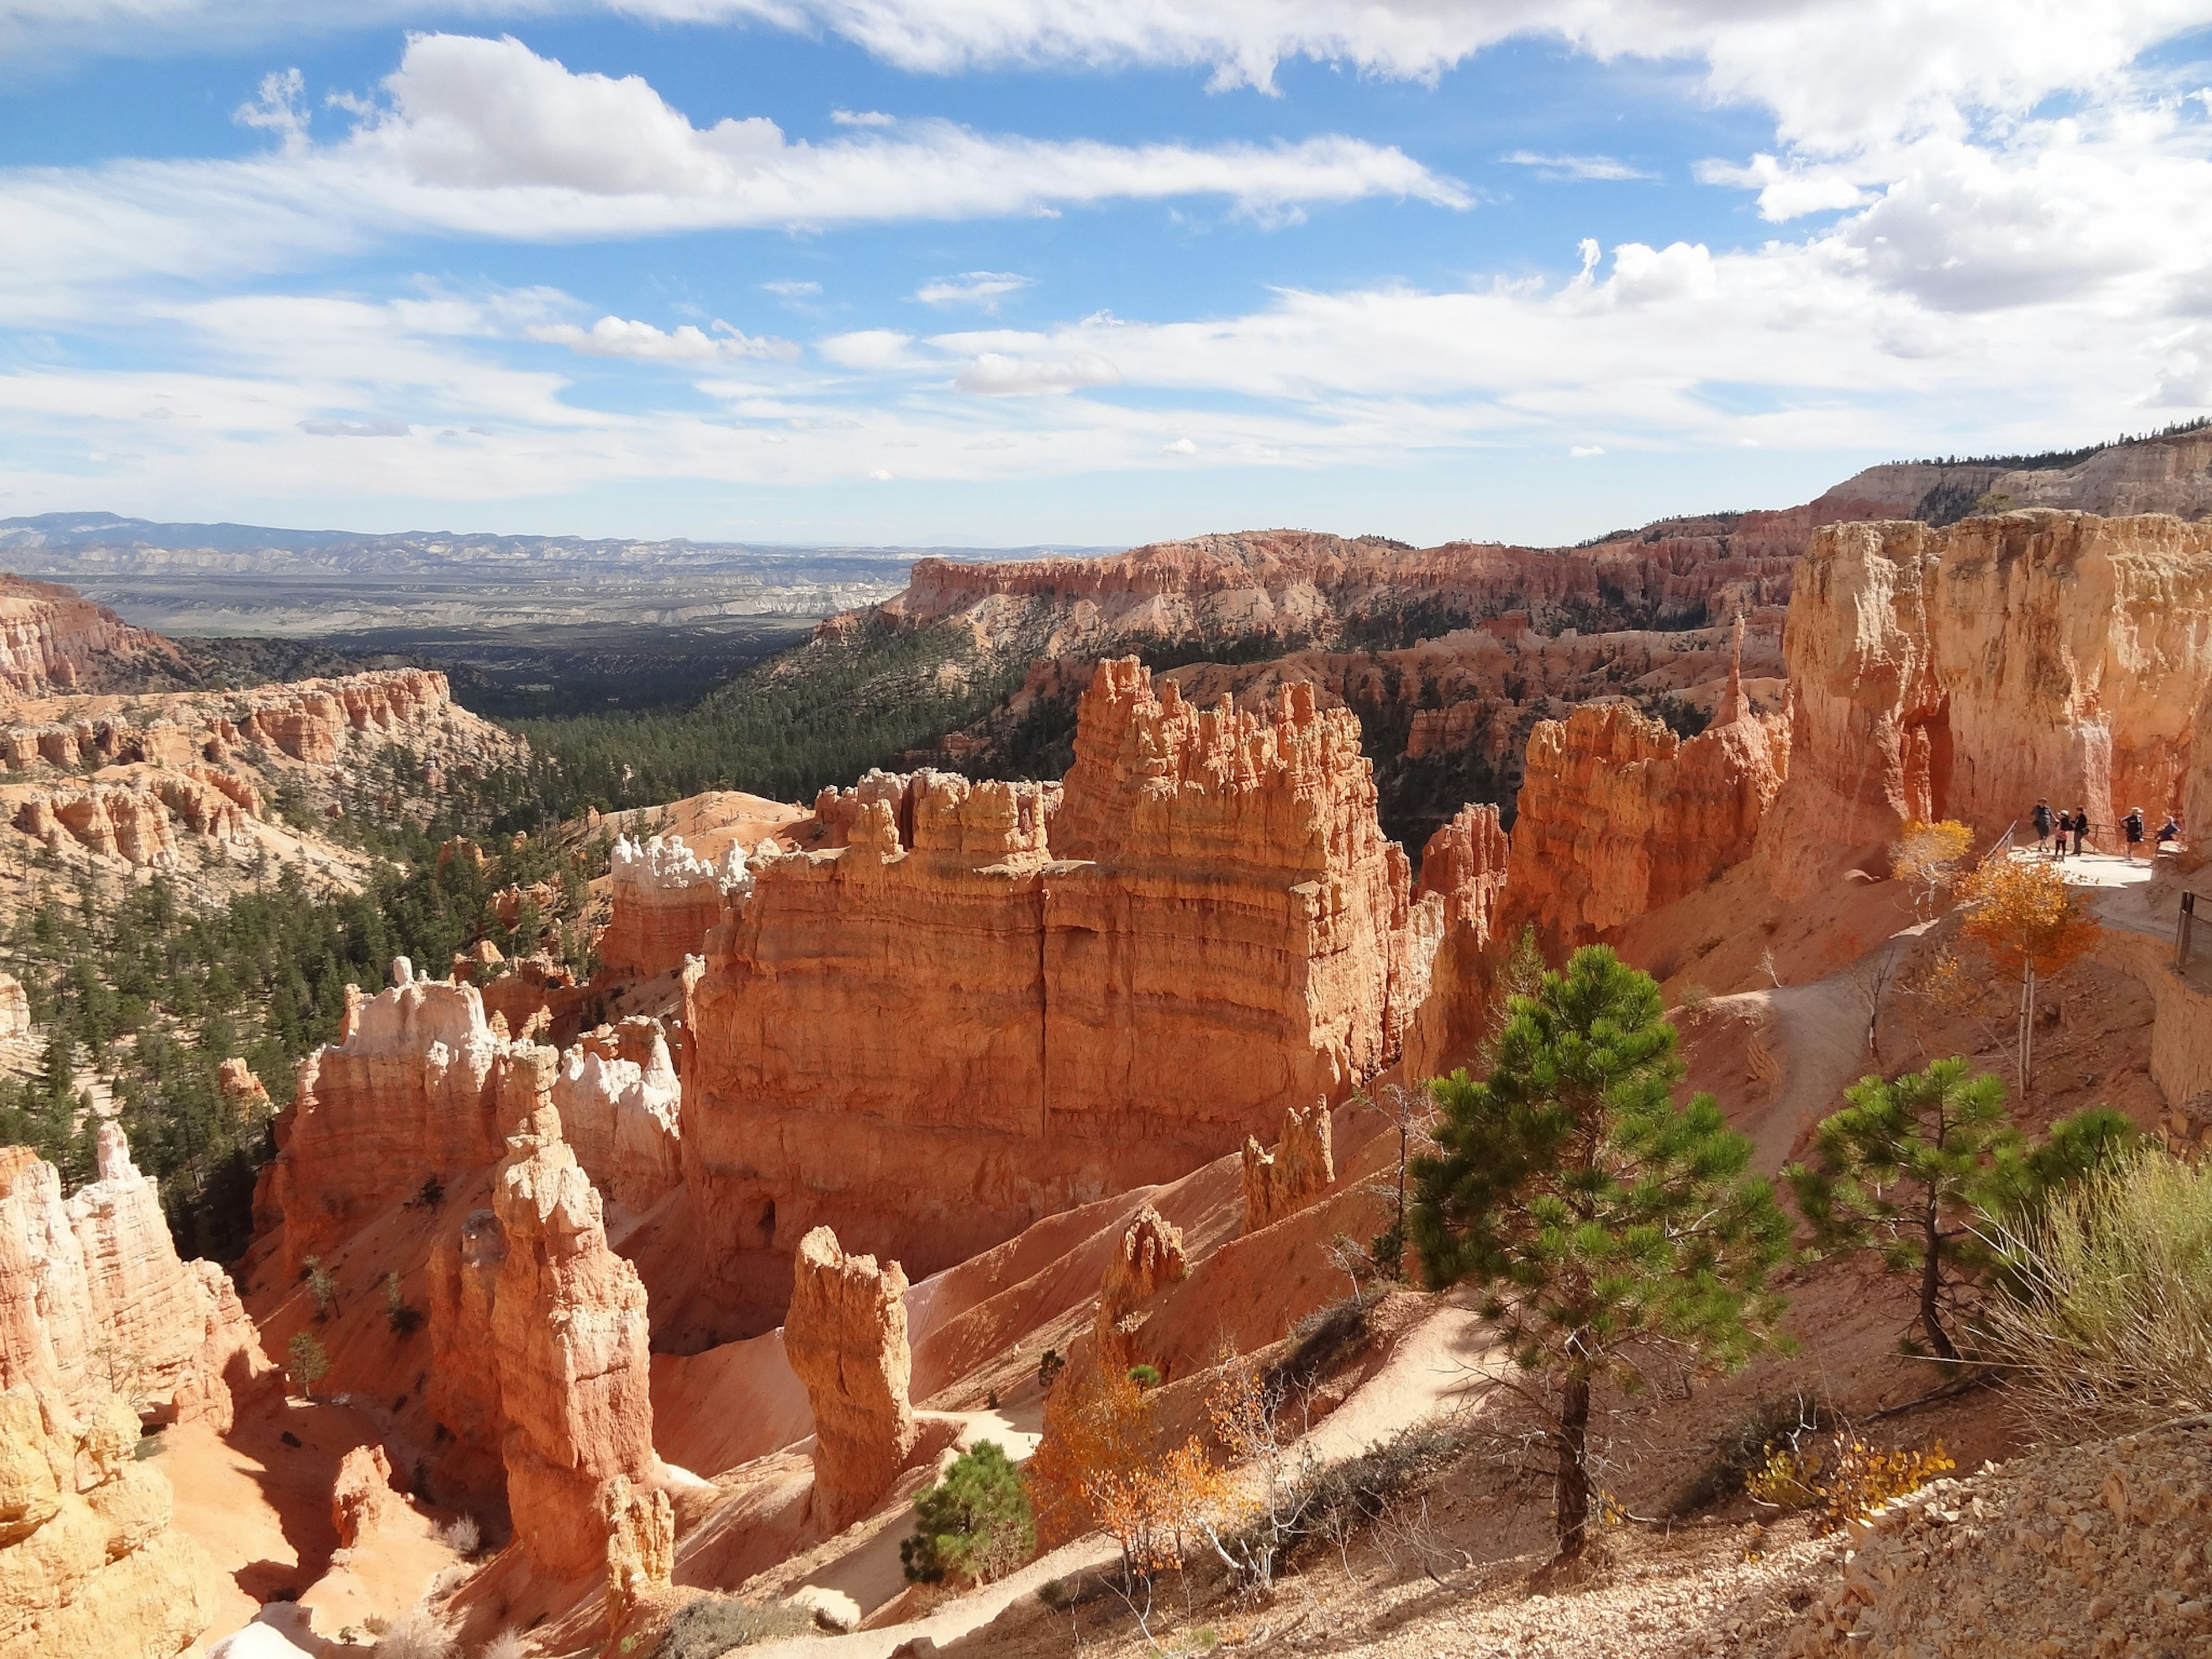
<box><xmin>2032</xmin><ymin>797</ymin><xmax>2181</xmax><ymax>861</ymax></box>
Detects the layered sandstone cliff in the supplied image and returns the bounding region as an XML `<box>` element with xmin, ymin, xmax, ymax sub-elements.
<box><xmin>785</xmin><ymin>1226</ymin><xmax>916</xmax><ymax>1532</ymax></box>
<box><xmin>0</xmin><ymin>1384</ymin><xmax>211</xmax><ymax>1658</ymax></box>
<box><xmin>681</xmin><ymin>661</ymin><xmax>1444</xmax><ymax>1331</ymax></box>
<box><xmin>601</xmin><ymin>835</ymin><xmax>752</xmax><ymax>982</ymax></box>
<box><xmin>0</xmin><ymin>1125</ymin><xmax>270</xmax><ymax>1431</ymax></box>
<box><xmin>270</xmin><ymin>966</ymin><xmax>687</xmax><ymax>1274</ymax></box>
<box><xmin>1505</xmin><ymin>668</ymin><xmax>1790</xmax><ymax>944</ymax></box>
<box><xmin>0</xmin><ymin>575</ymin><xmax>185</xmax><ymax>704</ymax></box>
<box><xmin>1760</xmin><ymin>512</ymin><xmax>2212</xmax><ymax>894</ymax></box>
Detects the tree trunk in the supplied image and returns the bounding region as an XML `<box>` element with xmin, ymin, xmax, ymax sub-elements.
<box><xmin>1553</xmin><ymin>1370</ymin><xmax>1593</xmax><ymax>1558</ymax></box>
<box><xmin>1919</xmin><ymin>1204</ymin><xmax>1960</xmax><ymax>1363</ymax></box>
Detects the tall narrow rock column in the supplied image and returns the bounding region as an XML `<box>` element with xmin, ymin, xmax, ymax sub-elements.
<box><xmin>785</xmin><ymin>1226</ymin><xmax>916</xmax><ymax>1533</ymax></box>
<box><xmin>486</xmin><ymin>1075</ymin><xmax>661</xmax><ymax>1578</ymax></box>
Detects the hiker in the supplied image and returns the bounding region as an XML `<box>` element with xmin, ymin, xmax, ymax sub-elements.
<box><xmin>2158</xmin><ymin>814</ymin><xmax>2181</xmax><ymax>853</ymax></box>
<box><xmin>2052</xmin><ymin>808</ymin><xmax>2073</xmax><ymax>858</ymax></box>
<box><xmin>2032</xmin><ymin>798</ymin><xmax>2054</xmax><ymax>851</ymax></box>
<box><xmin>2123</xmin><ymin>806</ymin><xmax>2146</xmax><ymax>862</ymax></box>
<box><xmin>2071</xmin><ymin>806</ymin><xmax>2089</xmax><ymax>858</ymax></box>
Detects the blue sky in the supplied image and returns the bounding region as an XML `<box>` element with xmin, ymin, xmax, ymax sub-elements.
<box><xmin>2</xmin><ymin>3</ymin><xmax>2210</xmax><ymax>547</ymax></box>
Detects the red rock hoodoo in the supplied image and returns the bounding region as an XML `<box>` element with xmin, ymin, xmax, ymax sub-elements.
<box><xmin>784</xmin><ymin>1226</ymin><xmax>916</xmax><ymax>1533</ymax></box>
<box><xmin>1240</xmin><ymin>1102</ymin><xmax>1335</xmax><ymax>1234</ymax></box>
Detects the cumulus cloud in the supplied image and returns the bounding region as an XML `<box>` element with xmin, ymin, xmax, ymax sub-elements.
<box><xmin>530</xmin><ymin>315</ymin><xmax>800</xmax><ymax>361</ymax></box>
<box><xmin>819</xmin><ymin>328</ymin><xmax>922</xmax><ymax>369</ymax></box>
<box><xmin>1502</xmin><ymin>151</ymin><xmax>1653</xmax><ymax>181</ymax></box>
<box><xmin>915</xmin><ymin>271</ymin><xmax>1034</xmax><ymax>309</ymax></box>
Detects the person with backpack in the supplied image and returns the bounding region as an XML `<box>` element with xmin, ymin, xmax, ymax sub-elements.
<box><xmin>2123</xmin><ymin>806</ymin><xmax>2146</xmax><ymax>862</ymax></box>
<box><xmin>2071</xmin><ymin>805</ymin><xmax>2089</xmax><ymax>858</ymax></box>
<box><xmin>2052</xmin><ymin>808</ymin><xmax>2073</xmax><ymax>858</ymax></box>
<box><xmin>2157</xmin><ymin>814</ymin><xmax>2181</xmax><ymax>854</ymax></box>
<box><xmin>2032</xmin><ymin>798</ymin><xmax>2054</xmax><ymax>852</ymax></box>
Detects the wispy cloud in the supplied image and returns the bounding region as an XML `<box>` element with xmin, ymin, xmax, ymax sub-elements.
<box><xmin>529</xmin><ymin>315</ymin><xmax>799</xmax><ymax>362</ymax></box>
<box><xmin>1502</xmin><ymin>150</ymin><xmax>1654</xmax><ymax>181</ymax></box>
<box><xmin>762</xmin><ymin>279</ymin><xmax>822</xmax><ymax>297</ymax></box>
<box><xmin>831</xmin><ymin>108</ymin><xmax>895</xmax><ymax>126</ymax></box>
<box><xmin>914</xmin><ymin>271</ymin><xmax>1035</xmax><ymax>310</ymax></box>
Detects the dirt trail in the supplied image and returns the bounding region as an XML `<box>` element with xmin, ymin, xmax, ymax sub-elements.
<box><xmin>1758</xmin><ymin>977</ymin><xmax>1871</xmax><ymax>1169</ymax></box>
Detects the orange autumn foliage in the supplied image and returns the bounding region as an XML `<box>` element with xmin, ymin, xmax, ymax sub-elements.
<box><xmin>1027</xmin><ymin>1363</ymin><xmax>1230</xmax><ymax>1578</ymax></box>
<box><xmin>1957</xmin><ymin>858</ymin><xmax>2101</xmax><ymax>981</ymax></box>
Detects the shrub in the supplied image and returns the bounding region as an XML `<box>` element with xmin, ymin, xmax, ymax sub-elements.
<box><xmin>1036</xmin><ymin>1349</ymin><xmax>1065</xmax><ymax>1392</ymax></box>
<box><xmin>1126</xmin><ymin>1364</ymin><xmax>1161</xmax><ymax>1390</ymax></box>
<box><xmin>1748</xmin><ymin>1433</ymin><xmax>1954</xmax><ymax>1531</ymax></box>
<box><xmin>385</xmin><ymin>1272</ymin><xmax>426</xmax><ymax>1336</ymax></box>
<box><xmin>415</xmin><ymin>1175</ymin><xmax>445</xmax><ymax>1211</ymax></box>
<box><xmin>1982</xmin><ymin>1153</ymin><xmax>2212</xmax><ymax>1438</ymax></box>
<box><xmin>1027</xmin><ymin>1365</ymin><xmax>1228</xmax><ymax>1584</ymax></box>
<box><xmin>285</xmin><ymin>1330</ymin><xmax>330</xmax><ymax>1399</ymax></box>
<box><xmin>304</xmin><ymin>1255</ymin><xmax>338</xmax><ymax>1320</ymax></box>
<box><xmin>439</xmin><ymin>1514</ymin><xmax>481</xmax><ymax>1558</ymax></box>
<box><xmin>1673</xmin><ymin>982</ymin><xmax>1714</xmax><ymax>1021</ymax></box>
<box><xmin>372</xmin><ymin>1607</ymin><xmax>456</xmax><ymax>1659</ymax></box>
<box><xmin>1669</xmin><ymin>1392</ymin><xmax>1830</xmax><ymax>1516</ymax></box>
<box><xmin>477</xmin><ymin>1633</ymin><xmax>527</xmax><ymax>1659</ymax></box>
<box><xmin>654</xmin><ymin>1594</ymin><xmax>810</xmax><ymax>1659</ymax></box>
<box><xmin>900</xmin><ymin>1441</ymin><xmax>1036</xmax><ymax>1586</ymax></box>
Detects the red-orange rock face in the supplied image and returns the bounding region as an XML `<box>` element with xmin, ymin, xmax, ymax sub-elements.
<box><xmin>0</xmin><ymin>1124</ymin><xmax>271</xmax><ymax>1432</ymax></box>
<box><xmin>1240</xmin><ymin>1103</ymin><xmax>1334</xmax><ymax>1234</ymax></box>
<box><xmin>484</xmin><ymin>1103</ymin><xmax>660</xmax><ymax>1577</ymax></box>
<box><xmin>1760</xmin><ymin>512</ymin><xmax>2212</xmax><ymax>894</ymax></box>
<box><xmin>600</xmin><ymin>835</ymin><xmax>752</xmax><ymax>981</ymax></box>
<box><xmin>784</xmin><ymin>1226</ymin><xmax>915</xmax><ymax>1532</ymax></box>
<box><xmin>681</xmin><ymin>661</ymin><xmax>1442</xmax><ymax>1331</ymax></box>
<box><xmin>0</xmin><ymin>575</ymin><xmax>185</xmax><ymax>703</ymax></box>
<box><xmin>1506</xmin><ymin>681</ymin><xmax>1789</xmax><ymax>945</ymax></box>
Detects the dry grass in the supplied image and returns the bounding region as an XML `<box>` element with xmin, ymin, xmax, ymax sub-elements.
<box><xmin>1982</xmin><ymin>1152</ymin><xmax>2212</xmax><ymax>1438</ymax></box>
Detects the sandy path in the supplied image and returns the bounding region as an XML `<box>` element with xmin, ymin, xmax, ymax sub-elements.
<box><xmin>1757</xmin><ymin>976</ymin><xmax>1872</xmax><ymax>1170</ymax></box>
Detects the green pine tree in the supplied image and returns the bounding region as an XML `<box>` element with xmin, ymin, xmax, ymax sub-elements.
<box><xmin>899</xmin><ymin>1441</ymin><xmax>1035</xmax><ymax>1586</ymax></box>
<box><xmin>1787</xmin><ymin>1060</ymin><xmax>2137</xmax><ymax>1363</ymax></box>
<box><xmin>1411</xmin><ymin>945</ymin><xmax>1792</xmax><ymax>1559</ymax></box>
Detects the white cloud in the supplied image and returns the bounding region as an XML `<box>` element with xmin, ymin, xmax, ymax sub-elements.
<box><xmin>1694</xmin><ymin>153</ymin><xmax>1870</xmax><ymax>219</ymax></box>
<box><xmin>1162</xmin><ymin>437</ymin><xmax>1197</xmax><ymax>453</ymax></box>
<box><xmin>1570</xmin><ymin>444</ymin><xmax>1605</xmax><ymax>456</ymax></box>
<box><xmin>762</xmin><ymin>279</ymin><xmax>823</xmax><ymax>297</ymax></box>
<box><xmin>530</xmin><ymin>315</ymin><xmax>800</xmax><ymax>361</ymax></box>
<box><xmin>819</xmin><ymin>328</ymin><xmax>921</xmax><ymax>369</ymax></box>
<box><xmin>299</xmin><ymin>417</ymin><xmax>410</xmax><ymax>436</ymax></box>
<box><xmin>1502</xmin><ymin>151</ymin><xmax>1653</xmax><ymax>181</ymax></box>
<box><xmin>953</xmin><ymin>351</ymin><xmax>1120</xmax><ymax>393</ymax></box>
<box><xmin>914</xmin><ymin>271</ymin><xmax>1035</xmax><ymax>309</ymax></box>
<box><xmin>832</xmin><ymin>108</ymin><xmax>895</xmax><ymax>126</ymax></box>
<box><xmin>234</xmin><ymin>67</ymin><xmax>309</xmax><ymax>149</ymax></box>
<box><xmin>0</xmin><ymin>34</ymin><xmax>1466</xmax><ymax>311</ymax></box>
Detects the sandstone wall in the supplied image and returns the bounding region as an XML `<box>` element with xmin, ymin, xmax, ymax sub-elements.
<box><xmin>1505</xmin><ymin>685</ymin><xmax>1790</xmax><ymax>944</ymax></box>
<box><xmin>270</xmin><ymin>964</ymin><xmax>690</xmax><ymax>1273</ymax></box>
<box><xmin>0</xmin><ymin>575</ymin><xmax>184</xmax><ymax>703</ymax></box>
<box><xmin>0</xmin><ymin>1384</ymin><xmax>213</xmax><ymax>1658</ymax></box>
<box><xmin>1761</xmin><ymin>512</ymin><xmax>2212</xmax><ymax>895</ymax></box>
<box><xmin>0</xmin><ymin>1124</ymin><xmax>270</xmax><ymax>1431</ymax></box>
<box><xmin>682</xmin><ymin>662</ymin><xmax>1443</xmax><ymax>1331</ymax></box>
<box><xmin>600</xmin><ymin>834</ymin><xmax>752</xmax><ymax>982</ymax></box>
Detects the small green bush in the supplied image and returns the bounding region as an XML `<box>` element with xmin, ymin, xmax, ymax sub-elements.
<box><xmin>899</xmin><ymin>1441</ymin><xmax>1036</xmax><ymax>1586</ymax></box>
<box><xmin>1126</xmin><ymin>1363</ymin><xmax>1162</xmax><ymax>1390</ymax></box>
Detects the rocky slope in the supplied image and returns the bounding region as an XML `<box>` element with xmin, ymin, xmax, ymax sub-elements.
<box><xmin>0</xmin><ymin>574</ymin><xmax>188</xmax><ymax>703</ymax></box>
